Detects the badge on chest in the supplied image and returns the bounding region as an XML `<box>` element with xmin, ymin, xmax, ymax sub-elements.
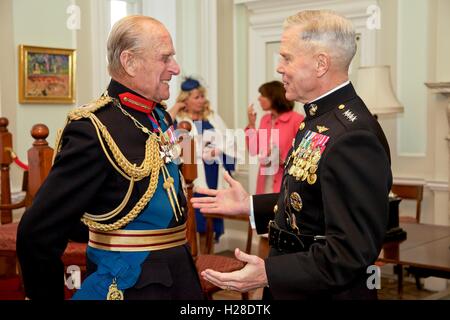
<box><xmin>286</xmin><ymin>130</ymin><xmax>330</xmax><ymax>185</ymax></box>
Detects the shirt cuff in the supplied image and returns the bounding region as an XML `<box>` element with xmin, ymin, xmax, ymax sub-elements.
<box><xmin>249</xmin><ymin>195</ymin><xmax>256</xmax><ymax>230</ymax></box>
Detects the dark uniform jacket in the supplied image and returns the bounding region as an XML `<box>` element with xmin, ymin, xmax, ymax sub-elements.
<box><xmin>16</xmin><ymin>80</ymin><xmax>203</xmax><ymax>300</ymax></box>
<box><xmin>253</xmin><ymin>83</ymin><xmax>392</xmax><ymax>300</ymax></box>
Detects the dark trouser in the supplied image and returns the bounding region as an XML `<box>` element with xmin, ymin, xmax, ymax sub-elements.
<box><xmin>265</xmin><ymin>247</ymin><xmax>378</xmax><ymax>300</ymax></box>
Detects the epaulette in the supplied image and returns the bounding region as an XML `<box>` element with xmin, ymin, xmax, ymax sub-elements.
<box><xmin>67</xmin><ymin>95</ymin><xmax>112</xmax><ymax>121</ymax></box>
<box><xmin>54</xmin><ymin>95</ymin><xmax>112</xmax><ymax>158</ymax></box>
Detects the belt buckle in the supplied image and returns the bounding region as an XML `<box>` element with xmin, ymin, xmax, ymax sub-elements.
<box><xmin>268</xmin><ymin>221</ymin><xmax>283</xmax><ymax>252</ymax></box>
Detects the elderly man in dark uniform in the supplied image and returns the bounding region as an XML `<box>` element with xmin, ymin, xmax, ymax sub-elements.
<box><xmin>17</xmin><ymin>15</ymin><xmax>203</xmax><ymax>300</ymax></box>
<box><xmin>192</xmin><ymin>10</ymin><xmax>392</xmax><ymax>300</ymax></box>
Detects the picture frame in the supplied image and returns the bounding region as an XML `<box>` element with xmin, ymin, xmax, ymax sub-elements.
<box><xmin>18</xmin><ymin>45</ymin><xmax>76</xmax><ymax>104</ymax></box>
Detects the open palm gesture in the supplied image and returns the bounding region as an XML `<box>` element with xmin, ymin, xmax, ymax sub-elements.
<box><xmin>191</xmin><ymin>171</ymin><xmax>250</xmax><ymax>216</ymax></box>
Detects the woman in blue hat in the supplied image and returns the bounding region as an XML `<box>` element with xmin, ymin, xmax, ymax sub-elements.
<box><xmin>169</xmin><ymin>77</ymin><xmax>237</xmax><ymax>251</ymax></box>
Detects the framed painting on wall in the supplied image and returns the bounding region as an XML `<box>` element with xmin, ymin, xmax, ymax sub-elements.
<box><xmin>18</xmin><ymin>45</ymin><xmax>76</xmax><ymax>104</ymax></box>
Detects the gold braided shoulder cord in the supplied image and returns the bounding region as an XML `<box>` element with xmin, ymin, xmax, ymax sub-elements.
<box><xmin>80</xmin><ymin>114</ymin><xmax>162</xmax><ymax>231</ymax></box>
<box><xmin>81</xmin><ymin>146</ymin><xmax>161</xmax><ymax>232</ymax></box>
<box><xmin>89</xmin><ymin>114</ymin><xmax>154</xmax><ymax>180</ymax></box>
<box><xmin>82</xmin><ymin>119</ymin><xmax>161</xmax><ymax>224</ymax></box>
<box><xmin>53</xmin><ymin>94</ymin><xmax>163</xmax><ymax>231</ymax></box>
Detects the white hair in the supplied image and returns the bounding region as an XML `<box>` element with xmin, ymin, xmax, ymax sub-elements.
<box><xmin>284</xmin><ymin>10</ymin><xmax>357</xmax><ymax>71</ymax></box>
<box><xmin>107</xmin><ymin>15</ymin><xmax>163</xmax><ymax>78</ymax></box>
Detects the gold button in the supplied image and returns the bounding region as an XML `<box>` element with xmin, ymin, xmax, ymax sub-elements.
<box><xmin>338</xmin><ymin>104</ymin><xmax>345</xmax><ymax>110</ymax></box>
<box><xmin>299</xmin><ymin>122</ymin><xmax>305</xmax><ymax>130</ymax></box>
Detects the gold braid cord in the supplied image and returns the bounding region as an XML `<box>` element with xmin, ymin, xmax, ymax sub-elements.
<box><xmin>60</xmin><ymin>95</ymin><xmax>162</xmax><ymax>231</ymax></box>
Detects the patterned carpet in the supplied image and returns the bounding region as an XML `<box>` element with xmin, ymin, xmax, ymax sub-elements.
<box><xmin>213</xmin><ymin>275</ymin><xmax>442</xmax><ymax>300</ymax></box>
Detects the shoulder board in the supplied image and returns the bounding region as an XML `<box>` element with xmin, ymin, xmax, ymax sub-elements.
<box><xmin>67</xmin><ymin>95</ymin><xmax>112</xmax><ymax>121</ymax></box>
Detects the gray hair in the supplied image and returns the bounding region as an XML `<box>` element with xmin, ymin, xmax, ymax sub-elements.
<box><xmin>107</xmin><ymin>15</ymin><xmax>163</xmax><ymax>78</ymax></box>
<box><xmin>284</xmin><ymin>10</ymin><xmax>357</xmax><ymax>71</ymax></box>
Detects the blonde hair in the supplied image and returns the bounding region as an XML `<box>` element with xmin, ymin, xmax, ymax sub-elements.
<box><xmin>176</xmin><ymin>86</ymin><xmax>212</xmax><ymax>120</ymax></box>
<box><xmin>107</xmin><ymin>15</ymin><xmax>163</xmax><ymax>78</ymax></box>
<box><xmin>284</xmin><ymin>10</ymin><xmax>356</xmax><ymax>71</ymax></box>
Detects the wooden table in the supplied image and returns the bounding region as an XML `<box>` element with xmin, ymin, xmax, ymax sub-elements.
<box><xmin>378</xmin><ymin>222</ymin><xmax>450</xmax><ymax>295</ymax></box>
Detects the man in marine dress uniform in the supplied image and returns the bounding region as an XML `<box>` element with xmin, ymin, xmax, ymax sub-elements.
<box><xmin>192</xmin><ymin>10</ymin><xmax>392</xmax><ymax>300</ymax></box>
<box><xmin>17</xmin><ymin>15</ymin><xmax>203</xmax><ymax>300</ymax></box>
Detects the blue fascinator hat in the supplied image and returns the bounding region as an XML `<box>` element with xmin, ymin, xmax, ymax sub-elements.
<box><xmin>181</xmin><ymin>77</ymin><xmax>201</xmax><ymax>91</ymax></box>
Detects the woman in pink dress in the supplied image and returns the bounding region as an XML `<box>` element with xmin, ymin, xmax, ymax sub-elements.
<box><xmin>246</xmin><ymin>81</ymin><xmax>304</xmax><ymax>194</ymax></box>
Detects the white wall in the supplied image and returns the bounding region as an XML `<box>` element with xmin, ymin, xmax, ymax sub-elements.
<box><xmin>0</xmin><ymin>0</ymin><xmax>77</xmax><ymax>191</ymax></box>
<box><xmin>376</xmin><ymin>0</ymin><xmax>449</xmax><ymax>225</ymax></box>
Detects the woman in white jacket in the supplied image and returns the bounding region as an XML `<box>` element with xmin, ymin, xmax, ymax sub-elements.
<box><xmin>169</xmin><ymin>77</ymin><xmax>237</xmax><ymax>249</ymax></box>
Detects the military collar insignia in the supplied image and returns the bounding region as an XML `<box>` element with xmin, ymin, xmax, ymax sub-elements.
<box><xmin>308</xmin><ymin>104</ymin><xmax>318</xmax><ymax>116</ymax></box>
<box><xmin>316</xmin><ymin>125</ymin><xmax>329</xmax><ymax>133</ymax></box>
<box><xmin>118</xmin><ymin>92</ymin><xmax>157</xmax><ymax>114</ymax></box>
<box><xmin>343</xmin><ymin>109</ymin><xmax>357</xmax><ymax>122</ymax></box>
<box><xmin>303</xmin><ymin>83</ymin><xmax>357</xmax><ymax>119</ymax></box>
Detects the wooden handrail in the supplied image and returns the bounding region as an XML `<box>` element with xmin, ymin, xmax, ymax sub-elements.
<box><xmin>0</xmin><ymin>117</ymin><xmax>13</xmax><ymax>224</ymax></box>
<box><xmin>26</xmin><ymin>124</ymin><xmax>53</xmax><ymax>206</ymax></box>
<box><xmin>0</xmin><ymin>120</ymin><xmax>53</xmax><ymax>222</ymax></box>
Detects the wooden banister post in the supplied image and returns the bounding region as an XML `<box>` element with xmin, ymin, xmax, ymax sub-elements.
<box><xmin>178</xmin><ymin>121</ymin><xmax>198</xmax><ymax>257</ymax></box>
<box><xmin>25</xmin><ymin>124</ymin><xmax>53</xmax><ymax>207</ymax></box>
<box><xmin>0</xmin><ymin>117</ymin><xmax>13</xmax><ymax>224</ymax></box>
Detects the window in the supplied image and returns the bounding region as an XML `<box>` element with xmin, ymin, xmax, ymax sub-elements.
<box><xmin>110</xmin><ymin>0</ymin><xmax>143</xmax><ymax>29</ymax></box>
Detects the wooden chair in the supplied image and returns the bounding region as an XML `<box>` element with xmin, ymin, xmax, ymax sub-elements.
<box><xmin>390</xmin><ymin>183</ymin><xmax>425</xmax><ymax>292</ymax></box>
<box><xmin>391</xmin><ymin>183</ymin><xmax>424</xmax><ymax>223</ymax></box>
<box><xmin>0</xmin><ymin>121</ymin><xmax>87</xmax><ymax>299</ymax></box>
<box><xmin>203</xmin><ymin>212</ymin><xmax>253</xmax><ymax>300</ymax></box>
<box><xmin>179</xmin><ymin>121</ymin><xmax>247</xmax><ymax>300</ymax></box>
<box><xmin>203</xmin><ymin>213</ymin><xmax>253</xmax><ymax>255</ymax></box>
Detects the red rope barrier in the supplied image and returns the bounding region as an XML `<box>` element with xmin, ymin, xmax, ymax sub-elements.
<box><xmin>13</xmin><ymin>157</ymin><xmax>29</xmax><ymax>171</ymax></box>
<box><xmin>9</xmin><ymin>150</ymin><xmax>29</xmax><ymax>171</ymax></box>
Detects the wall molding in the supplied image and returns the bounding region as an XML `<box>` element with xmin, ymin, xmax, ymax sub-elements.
<box><xmin>200</xmin><ymin>0</ymin><xmax>218</xmax><ymax>112</ymax></box>
<box><xmin>427</xmin><ymin>181</ymin><xmax>449</xmax><ymax>192</ymax></box>
<box><xmin>393</xmin><ymin>177</ymin><xmax>448</xmax><ymax>192</ymax></box>
<box><xmin>90</xmin><ymin>0</ymin><xmax>110</xmax><ymax>97</ymax></box>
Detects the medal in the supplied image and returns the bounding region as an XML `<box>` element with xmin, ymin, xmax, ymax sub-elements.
<box><xmin>290</xmin><ymin>192</ymin><xmax>303</xmax><ymax>212</ymax></box>
<box><xmin>107</xmin><ymin>278</ymin><xmax>124</xmax><ymax>300</ymax></box>
<box><xmin>307</xmin><ymin>173</ymin><xmax>317</xmax><ymax>185</ymax></box>
<box><xmin>286</xmin><ymin>130</ymin><xmax>330</xmax><ymax>185</ymax></box>
<box><xmin>158</xmin><ymin>125</ymin><xmax>182</xmax><ymax>163</ymax></box>
<box><xmin>309</xmin><ymin>164</ymin><xmax>318</xmax><ymax>174</ymax></box>
<box><xmin>301</xmin><ymin>170</ymin><xmax>308</xmax><ymax>181</ymax></box>
<box><xmin>288</xmin><ymin>165</ymin><xmax>295</xmax><ymax>176</ymax></box>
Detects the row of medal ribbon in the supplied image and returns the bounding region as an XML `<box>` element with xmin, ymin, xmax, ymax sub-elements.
<box><xmin>288</xmin><ymin>130</ymin><xmax>330</xmax><ymax>185</ymax></box>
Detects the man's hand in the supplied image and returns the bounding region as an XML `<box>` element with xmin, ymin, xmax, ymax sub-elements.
<box><xmin>191</xmin><ymin>171</ymin><xmax>250</xmax><ymax>215</ymax></box>
<box><xmin>201</xmin><ymin>248</ymin><xmax>268</xmax><ymax>292</ymax></box>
